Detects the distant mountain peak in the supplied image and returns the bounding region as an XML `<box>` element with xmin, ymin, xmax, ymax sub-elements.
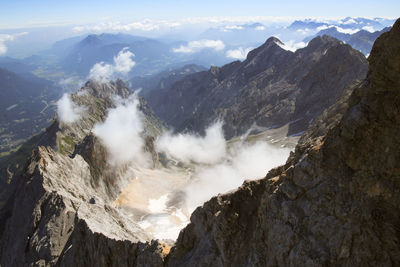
<box><xmin>82</xmin><ymin>34</ymin><xmax>102</xmax><ymax>45</ymax></box>
<box><xmin>265</xmin><ymin>36</ymin><xmax>284</xmax><ymax>46</ymax></box>
<box><xmin>245</xmin><ymin>36</ymin><xmax>287</xmax><ymax>62</ymax></box>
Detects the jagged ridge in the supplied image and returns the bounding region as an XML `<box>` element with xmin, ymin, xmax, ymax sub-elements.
<box><xmin>147</xmin><ymin>35</ymin><xmax>368</xmax><ymax>138</ymax></box>
<box><xmin>0</xmin><ymin>80</ymin><xmax>167</xmax><ymax>266</ymax></box>
<box><xmin>166</xmin><ymin>19</ymin><xmax>400</xmax><ymax>266</ymax></box>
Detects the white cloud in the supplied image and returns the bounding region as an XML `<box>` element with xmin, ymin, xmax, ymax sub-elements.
<box><xmin>73</xmin><ymin>19</ymin><xmax>181</xmax><ymax>33</ymax></box>
<box><xmin>155</xmin><ymin>120</ymin><xmax>291</xmax><ymax>213</ymax></box>
<box><xmin>93</xmin><ymin>94</ymin><xmax>151</xmax><ymax>166</ymax></box>
<box><xmin>334</xmin><ymin>26</ymin><xmax>360</xmax><ymax>34</ymax></box>
<box><xmin>0</xmin><ymin>32</ymin><xmax>28</xmax><ymax>55</ymax></box>
<box><xmin>226</xmin><ymin>47</ymin><xmax>254</xmax><ymax>60</ymax></box>
<box><xmin>0</xmin><ymin>43</ymin><xmax>6</xmax><ymax>55</ymax></box>
<box><xmin>362</xmin><ymin>26</ymin><xmax>375</xmax><ymax>32</ymax></box>
<box><xmin>72</xmin><ymin>16</ymin><xmax>310</xmax><ymax>34</ymax></box>
<box><xmin>255</xmin><ymin>25</ymin><xmax>266</xmax><ymax>31</ymax></box>
<box><xmin>173</xmin><ymin>39</ymin><xmax>225</xmax><ymax>53</ymax></box>
<box><xmin>181</xmin><ymin>16</ymin><xmax>301</xmax><ymax>25</ymax></box>
<box><xmin>340</xmin><ymin>18</ymin><xmax>357</xmax><ymax>25</ymax></box>
<box><xmin>155</xmin><ymin>121</ymin><xmax>291</xmax><ymax>213</ymax></box>
<box><xmin>156</xmin><ymin>122</ymin><xmax>227</xmax><ymax>165</ymax></box>
<box><xmin>184</xmin><ymin>140</ymin><xmax>290</xmax><ymax>213</ymax></box>
<box><xmin>224</xmin><ymin>25</ymin><xmax>244</xmax><ymax>30</ymax></box>
<box><xmin>316</xmin><ymin>25</ymin><xmax>330</xmax><ymax>31</ymax></box>
<box><xmin>113</xmin><ymin>48</ymin><xmax>136</xmax><ymax>73</ymax></box>
<box><xmin>88</xmin><ymin>63</ymin><xmax>114</xmax><ymax>83</ymax></box>
<box><xmin>276</xmin><ymin>40</ymin><xmax>307</xmax><ymax>52</ymax></box>
<box><xmin>88</xmin><ymin>47</ymin><xmax>135</xmax><ymax>83</ymax></box>
<box><xmin>316</xmin><ymin>24</ymin><xmax>361</xmax><ymax>35</ymax></box>
<box><xmin>56</xmin><ymin>93</ymin><xmax>86</xmax><ymax>123</ymax></box>
<box><xmin>296</xmin><ymin>28</ymin><xmax>312</xmax><ymax>35</ymax></box>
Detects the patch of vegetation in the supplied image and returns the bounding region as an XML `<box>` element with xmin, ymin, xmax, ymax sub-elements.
<box><xmin>32</xmin><ymin>67</ymin><xmax>65</xmax><ymax>81</ymax></box>
<box><xmin>0</xmin><ymin>145</ymin><xmax>22</xmax><ymax>158</ymax></box>
<box><xmin>58</xmin><ymin>135</ymin><xmax>76</xmax><ymax>155</ymax></box>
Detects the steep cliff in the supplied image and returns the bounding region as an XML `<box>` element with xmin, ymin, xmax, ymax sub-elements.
<box><xmin>0</xmin><ymin>80</ymin><xmax>167</xmax><ymax>266</ymax></box>
<box><xmin>166</xmin><ymin>19</ymin><xmax>400</xmax><ymax>266</ymax></box>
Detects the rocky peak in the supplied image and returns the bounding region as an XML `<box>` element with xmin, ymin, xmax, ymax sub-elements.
<box><xmin>294</xmin><ymin>35</ymin><xmax>342</xmax><ymax>65</ymax></box>
<box><xmin>0</xmin><ymin>78</ymin><xmax>167</xmax><ymax>265</ymax></box>
<box><xmin>83</xmin><ymin>79</ymin><xmax>131</xmax><ymax>99</ymax></box>
<box><xmin>147</xmin><ymin>33</ymin><xmax>367</xmax><ymax>139</ymax></box>
<box><xmin>263</xmin><ymin>36</ymin><xmax>285</xmax><ymax>48</ymax></box>
<box><xmin>79</xmin><ymin>34</ymin><xmax>103</xmax><ymax>47</ymax></box>
<box><xmin>307</xmin><ymin>34</ymin><xmax>341</xmax><ymax>49</ymax></box>
<box><xmin>209</xmin><ymin>65</ymin><xmax>220</xmax><ymax>76</ymax></box>
<box><xmin>245</xmin><ymin>36</ymin><xmax>290</xmax><ymax>63</ymax></box>
<box><xmin>368</xmin><ymin>19</ymin><xmax>400</xmax><ymax>87</ymax></box>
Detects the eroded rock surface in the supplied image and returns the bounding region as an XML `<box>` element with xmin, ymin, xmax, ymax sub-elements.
<box><xmin>166</xmin><ymin>19</ymin><xmax>400</xmax><ymax>266</ymax></box>
<box><xmin>0</xmin><ymin>80</ymin><xmax>166</xmax><ymax>266</ymax></box>
<box><xmin>147</xmin><ymin>35</ymin><xmax>368</xmax><ymax>139</ymax></box>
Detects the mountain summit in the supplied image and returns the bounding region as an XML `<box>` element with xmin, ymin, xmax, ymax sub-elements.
<box><xmin>167</xmin><ymin>18</ymin><xmax>400</xmax><ymax>266</ymax></box>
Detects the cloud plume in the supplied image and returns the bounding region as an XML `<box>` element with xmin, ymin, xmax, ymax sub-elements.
<box><xmin>56</xmin><ymin>93</ymin><xmax>85</xmax><ymax>123</ymax></box>
<box><xmin>226</xmin><ymin>47</ymin><xmax>254</xmax><ymax>60</ymax></box>
<box><xmin>156</xmin><ymin>122</ymin><xmax>227</xmax><ymax>165</ymax></box>
<box><xmin>88</xmin><ymin>47</ymin><xmax>135</xmax><ymax>83</ymax></box>
<box><xmin>276</xmin><ymin>40</ymin><xmax>307</xmax><ymax>52</ymax></box>
<box><xmin>93</xmin><ymin>95</ymin><xmax>150</xmax><ymax>166</ymax></box>
<box><xmin>184</xmin><ymin>137</ymin><xmax>290</xmax><ymax>212</ymax></box>
<box><xmin>0</xmin><ymin>32</ymin><xmax>28</xmax><ymax>55</ymax></box>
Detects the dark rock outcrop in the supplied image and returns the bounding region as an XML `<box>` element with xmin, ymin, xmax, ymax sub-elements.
<box><xmin>147</xmin><ymin>35</ymin><xmax>368</xmax><ymax>138</ymax></box>
<box><xmin>166</xmin><ymin>19</ymin><xmax>400</xmax><ymax>266</ymax></box>
<box><xmin>129</xmin><ymin>64</ymin><xmax>206</xmax><ymax>97</ymax></box>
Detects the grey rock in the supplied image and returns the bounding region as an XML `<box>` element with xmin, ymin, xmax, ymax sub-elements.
<box><xmin>147</xmin><ymin>35</ymin><xmax>368</xmax><ymax>139</ymax></box>
<box><xmin>0</xmin><ymin>80</ymin><xmax>167</xmax><ymax>266</ymax></box>
<box><xmin>166</xmin><ymin>19</ymin><xmax>400</xmax><ymax>266</ymax></box>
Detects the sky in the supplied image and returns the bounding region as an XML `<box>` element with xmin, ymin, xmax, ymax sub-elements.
<box><xmin>0</xmin><ymin>0</ymin><xmax>399</xmax><ymax>29</ymax></box>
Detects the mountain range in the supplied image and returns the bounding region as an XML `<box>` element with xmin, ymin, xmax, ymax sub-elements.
<box><xmin>305</xmin><ymin>26</ymin><xmax>391</xmax><ymax>55</ymax></box>
<box><xmin>146</xmin><ymin>35</ymin><xmax>368</xmax><ymax>139</ymax></box>
<box><xmin>288</xmin><ymin>17</ymin><xmax>395</xmax><ymax>31</ymax></box>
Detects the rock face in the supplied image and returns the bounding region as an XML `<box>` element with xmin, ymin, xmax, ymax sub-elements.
<box><xmin>147</xmin><ymin>35</ymin><xmax>368</xmax><ymax>138</ymax></box>
<box><xmin>129</xmin><ymin>64</ymin><xmax>207</xmax><ymax>98</ymax></box>
<box><xmin>166</xmin><ymin>19</ymin><xmax>400</xmax><ymax>266</ymax></box>
<box><xmin>0</xmin><ymin>80</ymin><xmax>167</xmax><ymax>266</ymax></box>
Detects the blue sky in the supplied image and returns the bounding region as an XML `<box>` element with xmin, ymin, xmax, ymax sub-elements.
<box><xmin>1</xmin><ymin>0</ymin><xmax>399</xmax><ymax>29</ymax></box>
